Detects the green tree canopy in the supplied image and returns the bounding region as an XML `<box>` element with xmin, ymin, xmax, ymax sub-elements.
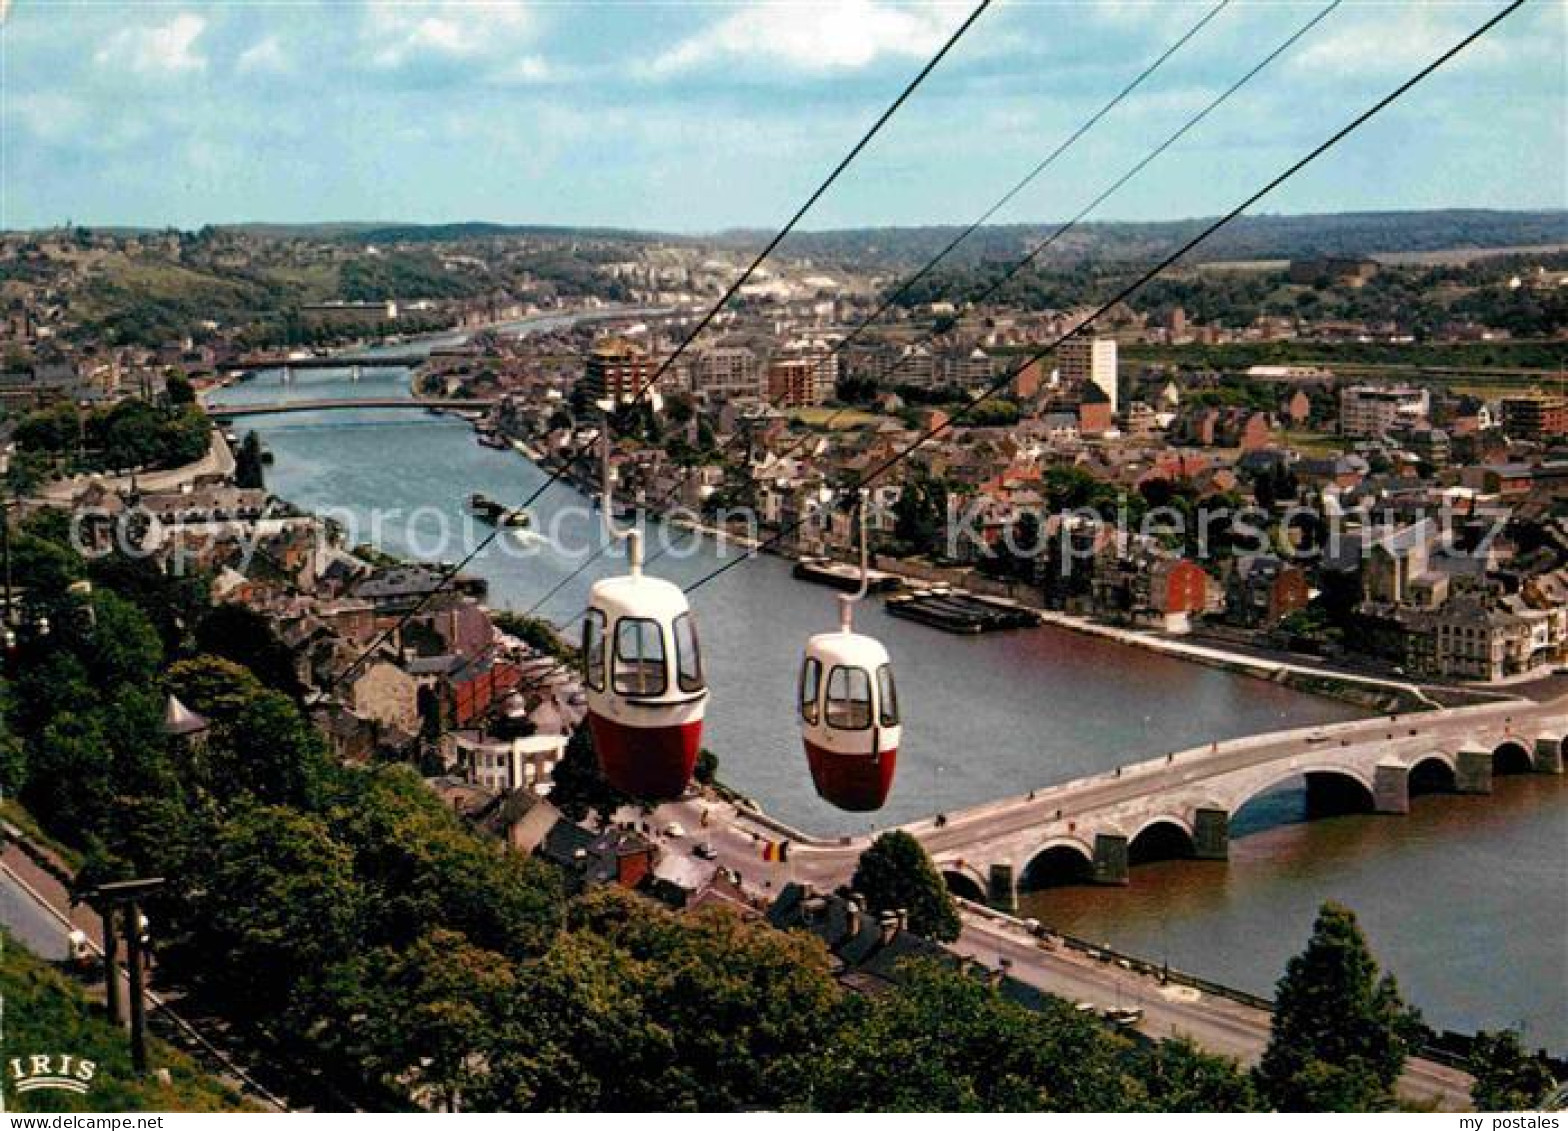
<box><xmin>850</xmin><ymin>830</ymin><xmax>961</xmax><ymax>943</ymax></box>
<box><xmin>1257</xmin><ymin>901</ymin><xmax>1422</xmax><ymax>1112</ymax></box>
<box><xmin>549</xmin><ymin>726</ymin><xmax>632</xmax><ymax>824</ymax></box>
<box><xmin>812</xmin><ymin>959</ymin><xmax>1142</xmax><ymax>1112</ymax></box>
<box><xmin>181</xmin><ymin>804</ymin><xmax>365</xmax><ymax>1022</ymax></box>
<box><xmin>1468</xmin><ymin>1029</ymin><xmax>1557</xmax><ymax>1112</ymax></box>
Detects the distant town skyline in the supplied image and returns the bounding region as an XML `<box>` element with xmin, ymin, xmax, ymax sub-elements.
<box><xmin>2</xmin><ymin>1</ymin><xmax>1563</xmax><ymax>233</ymax></box>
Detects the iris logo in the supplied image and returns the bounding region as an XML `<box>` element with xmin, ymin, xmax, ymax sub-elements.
<box><xmin>8</xmin><ymin>1054</ymin><xmax>97</xmax><ymax>1096</ymax></box>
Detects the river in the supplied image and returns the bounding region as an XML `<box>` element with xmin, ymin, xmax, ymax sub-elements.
<box><xmin>207</xmin><ymin>317</ymin><xmax>1566</xmax><ymax>1050</ymax></box>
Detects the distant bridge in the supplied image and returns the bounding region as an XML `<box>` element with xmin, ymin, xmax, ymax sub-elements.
<box><xmin>228</xmin><ymin>355</ymin><xmax>428</xmax><ymax>372</ymax></box>
<box><xmin>205</xmin><ymin>397</ymin><xmax>494</xmax><ymax>417</ymax></box>
<box><xmin>908</xmin><ymin>698</ymin><xmax>1566</xmax><ymax>908</ymax></box>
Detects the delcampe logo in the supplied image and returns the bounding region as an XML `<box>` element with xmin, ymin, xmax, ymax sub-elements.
<box><xmin>8</xmin><ymin>1054</ymin><xmax>98</xmax><ymax>1096</ymax></box>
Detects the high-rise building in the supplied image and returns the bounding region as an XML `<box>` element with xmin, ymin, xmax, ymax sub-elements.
<box><xmin>1339</xmin><ymin>385</ymin><xmax>1429</xmax><ymax>438</ymax></box>
<box><xmin>581</xmin><ymin>337</ymin><xmax>657</xmax><ymax>404</ymax></box>
<box><xmin>690</xmin><ymin>345</ymin><xmax>763</xmax><ymax>401</ymax></box>
<box><xmin>1500</xmin><ymin>393</ymin><xmax>1568</xmax><ymax>440</ymax></box>
<box><xmin>1053</xmin><ymin>336</ymin><xmax>1118</xmax><ymax>413</ymax></box>
<box><xmin>935</xmin><ymin>347</ymin><xmax>993</xmax><ymax>393</ymax></box>
<box><xmin>767</xmin><ymin>356</ymin><xmax>825</xmax><ymax>408</ymax></box>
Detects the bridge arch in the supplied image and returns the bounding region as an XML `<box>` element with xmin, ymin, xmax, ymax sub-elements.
<box><xmin>1127</xmin><ymin>816</ymin><xmax>1197</xmax><ymax>865</ymax></box>
<box><xmin>1227</xmin><ymin>763</ymin><xmax>1377</xmax><ymax>824</ymax></box>
<box><xmin>1406</xmin><ymin>752</ymin><xmax>1458</xmax><ymax>797</ymax></box>
<box><xmin>940</xmin><ymin>866</ymin><xmax>987</xmax><ymax>903</ymax></box>
<box><xmin>1020</xmin><ymin>838</ymin><xmax>1096</xmax><ymax>891</ymax></box>
<box><xmin>1492</xmin><ymin>739</ymin><xmax>1533</xmax><ymax>775</ymax></box>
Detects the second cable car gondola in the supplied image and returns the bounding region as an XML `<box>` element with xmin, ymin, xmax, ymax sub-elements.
<box><xmin>582</xmin><ymin>417</ymin><xmax>708</xmax><ymax>800</ymax></box>
<box><xmin>798</xmin><ymin>492</ymin><xmax>900</xmax><ymax>811</ymax></box>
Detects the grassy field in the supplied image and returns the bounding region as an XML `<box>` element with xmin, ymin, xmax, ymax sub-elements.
<box><xmin>1</xmin><ymin>931</ymin><xmax>254</xmax><ymax>1112</ymax></box>
<box><xmin>789</xmin><ymin>406</ymin><xmax>892</xmax><ymax>429</ymax></box>
<box><xmin>1276</xmin><ymin>428</ymin><xmax>1346</xmax><ymax>455</ymax></box>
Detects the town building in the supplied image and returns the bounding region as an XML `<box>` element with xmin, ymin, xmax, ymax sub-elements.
<box><xmin>767</xmin><ymin>355</ymin><xmax>826</xmax><ymax>408</ymax></box>
<box><xmin>1225</xmin><ymin>554</ymin><xmax>1309</xmax><ymax>627</ymax></box>
<box><xmin>1339</xmin><ymin>385</ymin><xmax>1430</xmax><ymax>438</ymax></box>
<box><xmin>1053</xmin><ymin>336</ymin><xmax>1118</xmax><ymax>413</ymax></box>
<box><xmin>1500</xmin><ymin>393</ymin><xmax>1568</xmax><ymax>441</ymax></box>
<box><xmin>689</xmin><ymin>345</ymin><xmax>763</xmax><ymax>401</ymax></box>
<box><xmin>581</xmin><ymin>336</ymin><xmax>659</xmax><ymax>404</ymax></box>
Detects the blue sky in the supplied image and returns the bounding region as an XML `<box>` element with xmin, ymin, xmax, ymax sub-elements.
<box><xmin>1</xmin><ymin>1</ymin><xmax>1563</xmax><ymax>232</ymax></box>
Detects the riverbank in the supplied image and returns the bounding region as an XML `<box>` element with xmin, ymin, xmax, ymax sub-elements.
<box><xmin>497</xmin><ymin>427</ymin><xmax>1426</xmax><ymax>715</ymax></box>
<box><xmin>1033</xmin><ymin>611</ymin><xmax>1456</xmax><ymax>715</ymax></box>
<box><xmin>31</xmin><ymin>431</ymin><xmax>235</xmax><ymax>504</ymax></box>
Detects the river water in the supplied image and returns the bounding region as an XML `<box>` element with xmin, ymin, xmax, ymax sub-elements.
<box><xmin>207</xmin><ymin>318</ymin><xmax>1566</xmax><ymax>1049</ymax></box>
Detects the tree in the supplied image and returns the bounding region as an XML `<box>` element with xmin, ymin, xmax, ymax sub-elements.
<box><xmin>554</xmin><ymin>888</ymin><xmax>844</xmax><ymax>1111</ymax></box>
<box><xmin>694</xmin><ymin>747</ymin><xmax>719</xmax><ymax>786</ymax></box>
<box><xmin>234</xmin><ymin>432</ymin><xmax>265</xmax><ymax>489</ymax></box>
<box><xmin>180</xmin><ymin>805</ymin><xmax>364</xmax><ymax>1023</ymax></box>
<box><xmin>481</xmin><ymin>930</ymin><xmax>678</xmax><ymax>1111</ymax></box>
<box><xmin>813</xmin><ymin>959</ymin><xmax>1137</xmax><ymax>1111</ymax></box>
<box><xmin>195</xmin><ymin>604</ymin><xmax>303</xmax><ymax>698</ymax></box>
<box><xmin>850</xmin><ymin>830</ymin><xmax>961</xmax><ymax>942</ymax></box>
<box><xmin>353</xmin><ymin>930</ymin><xmax>516</xmax><ymax>1111</ymax></box>
<box><xmin>1131</xmin><ymin>1038</ymin><xmax>1258</xmax><ymax>1112</ymax></box>
<box><xmin>891</xmin><ymin>472</ymin><xmax>948</xmax><ymax>556</ymax></box>
<box><xmin>1257</xmin><ymin>901</ymin><xmax>1422</xmax><ymax>1112</ymax></box>
<box><xmin>329</xmin><ymin>766</ymin><xmax>562</xmax><ymax>960</ymax></box>
<box><xmin>82</xmin><ymin>590</ymin><xmax>164</xmax><ymax>688</ymax></box>
<box><xmin>167</xmin><ymin>655</ymin><xmax>328</xmax><ymax>809</ymax></box>
<box><xmin>491</xmin><ymin>610</ymin><xmax>576</xmax><ymax>664</ymax></box>
<box><xmin>165</xmin><ymin>373</ymin><xmax>197</xmax><ymax>407</ymax></box>
<box><xmin>88</xmin><ymin>551</ymin><xmax>210</xmax><ymax>652</ymax></box>
<box><xmin>1468</xmin><ymin>1030</ymin><xmax>1557</xmax><ymax>1112</ymax></box>
<box><xmin>0</xmin><ymin>701</ymin><xmax>25</xmax><ymax>799</ymax></box>
<box><xmin>548</xmin><ymin>726</ymin><xmax>631</xmax><ymax>824</ymax></box>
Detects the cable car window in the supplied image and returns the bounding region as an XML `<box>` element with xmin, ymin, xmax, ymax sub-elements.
<box><xmin>826</xmin><ymin>666</ymin><xmax>872</xmax><ymax>731</ymax></box>
<box><xmin>614</xmin><ymin>617</ymin><xmax>667</xmax><ymax>696</ymax></box>
<box><xmin>582</xmin><ymin>608</ymin><xmax>606</xmax><ymax>692</ymax></box>
<box><xmin>799</xmin><ymin>657</ymin><xmax>821</xmax><ymax>725</ymax></box>
<box><xmin>877</xmin><ymin>663</ymin><xmax>899</xmax><ymax>727</ymax></box>
<box><xmin>673</xmin><ymin>612</ymin><xmax>705</xmax><ymax>693</ymax></box>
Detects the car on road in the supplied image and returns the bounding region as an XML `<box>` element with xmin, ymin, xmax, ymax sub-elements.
<box><xmin>693</xmin><ymin>842</ymin><xmax>718</xmax><ymax>860</ymax></box>
<box><xmin>1305</xmin><ymin>729</ymin><xmax>1330</xmax><ymax>743</ymax></box>
<box><xmin>663</xmin><ymin>822</ymin><xmax>687</xmax><ymax>839</ymax></box>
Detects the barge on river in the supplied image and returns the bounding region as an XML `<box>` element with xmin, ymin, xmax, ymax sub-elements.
<box><xmin>792</xmin><ymin>556</ymin><xmax>902</xmax><ymax>594</ymax></box>
<box><xmin>884</xmin><ymin>587</ymin><xmax>1040</xmax><ymax>634</ymax></box>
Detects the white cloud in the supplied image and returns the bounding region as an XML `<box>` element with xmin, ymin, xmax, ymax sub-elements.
<box><xmin>649</xmin><ymin>0</ymin><xmax>964</xmax><ymax>76</ymax></box>
<box><xmin>8</xmin><ymin>92</ymin><xmax>91</xmax><ymax>142</ymax></box>
<box><xmin>236</xmin><ymin>35</ymin><xmax>289</xmax><ymax>76</ymax></box>
<box><xmin>493</xmin><ymin>54</ymin><xmax>553</xmax><ymax>85</ymax></box>
<box><xmin>94</xmin><ymin>11</ymin><xmax>208</xmax><ymax>77</ymax></box>
<box><xmin>1288</xmin><ymin>4</ymin><xmax>1509</xmax><ymax>78</ymax></box>
<box><xmin>362</xmin><ymin>0</ymin><xmax>536</xmax><ymax>68</ymax></box>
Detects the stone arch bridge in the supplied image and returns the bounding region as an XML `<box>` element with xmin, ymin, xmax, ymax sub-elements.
<box><xmin>897</xmin><ymin>698</ymin><xmax>1566</xmax><ymax>910</ymax></box>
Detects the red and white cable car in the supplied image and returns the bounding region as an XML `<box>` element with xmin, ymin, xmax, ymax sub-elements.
<box><xmin>798</xmin><ymin>493</ymin><xmax>900</xmax><ymax>811</ymax></box>
<box><xmin>582</xmin><ymin>419</ymin><xmax>708</xmax><ymax>800</ymax></box>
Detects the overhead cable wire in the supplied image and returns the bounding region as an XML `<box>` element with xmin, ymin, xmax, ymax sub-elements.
<box><xmin>679</xmin><ymin>0</ymin><xmax>1527</xmax><ymax>599</ymax></box>
<box><xmin>319</xmin><ymin>0</ymin><xmax>995</xmax><ymax>695</ymax></box>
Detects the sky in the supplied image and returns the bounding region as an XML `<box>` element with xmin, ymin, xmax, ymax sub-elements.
<box><xmin>0</xmin><ymin>0</ymin><xmax>1563</xmax><ymax>232</ymax></box>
